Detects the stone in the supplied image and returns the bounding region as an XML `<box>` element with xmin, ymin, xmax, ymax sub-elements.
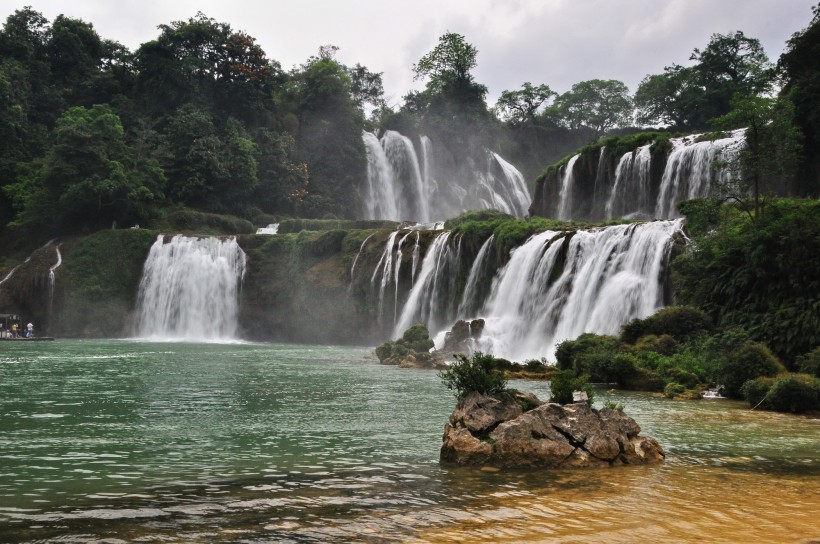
<box><xmin>450</xmin><ymin>391</ymin><xmax>523</xmax><ymax>434</ymax></box>
<box><xmin>440</xmin><ymin>425</ymin><xmax>493</xmax><ymax>465</ymax></box>
<box><xmin>440</xmin><ymin>391</ymin><xmax>664</xmax><ymax>469</ymax></box>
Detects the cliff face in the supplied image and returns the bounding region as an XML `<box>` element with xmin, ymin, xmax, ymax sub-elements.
<box><xmin>530</xmin><ymin>142</ymin><xmax>669</xmax><ymax>221</ymax></box>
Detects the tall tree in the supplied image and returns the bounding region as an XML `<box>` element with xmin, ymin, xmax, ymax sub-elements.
<box><xmin>635</xmin><ymin>31</ymin><xmax>773</xmax><ymax>130</ymax></box>
<box><xmin>779</xmin><ymin>3</ymin><xmax>820</xmax><ymax>196</ymax></box>
<box><xmin>495</xmin><ymin>82</ymin><xmax>556</xmax><ymax>126</ymax></box>
<box><xmin>552</xmin><ymin>79</ymin><xmax>633</xmax><ymax>136</ymax></box>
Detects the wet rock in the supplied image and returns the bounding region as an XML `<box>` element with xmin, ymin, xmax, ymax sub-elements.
<box><xmin>441</xmin><ymin>393</ymin><xmax>665</xmax><ymax>469</ymax></box>
<box><xmin>441</xmin><ymin>319</ymin><xmax>485</xmax><ymax>354</ymax></box>
<box><xmin>450</xmin><ymin>391</ymin><xmax>522</xmax><ymax>434</ymax></box>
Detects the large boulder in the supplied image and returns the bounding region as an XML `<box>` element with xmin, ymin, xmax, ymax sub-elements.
<box><xmin>440</xmin><ymin>391</ymin><xmax>664</xmax><ymax>469</ymax></box>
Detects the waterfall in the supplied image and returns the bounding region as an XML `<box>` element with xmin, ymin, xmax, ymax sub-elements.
<box><xmin>557</xmin><ymin>155</ymin><xmax>580</xmax><ymax>220</ymax></box>
<box><xmin>456</xmin><ymin>235</ymin><xmax>495</xmax><ymax>318</ymax></box>
<box><xmin>467</xmin><ymin>220</ymin><xmax>683</xmax><ymax>361</ymax></box>
<box><xmin>361</xmin><ymin>130</ymin><xmax>530</xmax><ymax>221</ymax></box>
<box><xmin>655</xmin><ymin>130</ymin><xmax>744</xmax><ymax>218</ymax></box>
<box><xmin>394</xmin><ymin>232</ymin><xmax>462</xmax><ymax>336</ymax></box>
<box><xmin>48</xmin><ymin>245</ymin><xmax>62</xmax><ymax>318</ymax></box>
<box><xmin>411</xmin><ymin>231</ymin><xmax>420</xmax><ymax>285</ymax></box>
<box><xmin>394</xmin><ymin>232</ymin><xmax>413</xmax><ymax>323</ymax></box>
<box><xmin>490</xmin><ymin>152</ymin><xmax>531</xmax><ymax>217</ymax></box>
<box><xmin>256</xmin><ymin>223</ymin><xmax>279</xmax><ymax>235</ymax></box>
<box><xmin>134</xmin><ymin>235</ymin><xmax>247</xmax><ymax>342</ymax></box>
<box><xmin>362</xmin><ymin>132</ymin><xmax>401</xmax><ymax>221</ymax></box>
<box><xmin>371</xmin><ymin>231</ymin><xmax>399</xmax><ymax>322</ymax></box>
<box><xmin>606</xmin><ymin>145</ymin><xmax>652</xmax><ymax>219</ymax></box>
<box><xmin>350</xmin><ymin>233</ymin><xmax>375</xmax><ymax>281</ymax></box>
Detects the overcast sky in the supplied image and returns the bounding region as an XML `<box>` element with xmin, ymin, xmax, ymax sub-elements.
<box><xmin>1</xmin><ymin>0</ymin><xmax>816</xmax><ymax>106</ymax></box>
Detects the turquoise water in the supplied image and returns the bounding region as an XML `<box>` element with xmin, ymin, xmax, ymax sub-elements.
<box><xmin>1</xmin><ymin>340</ymin><xmax>818</xmax><ymax>543</ymax></box>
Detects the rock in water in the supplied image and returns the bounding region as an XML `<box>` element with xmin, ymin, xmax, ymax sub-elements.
<box><xmin>440</xmin><ymin>391</ymin><xmax>664</xmax><ymax>468</ymax></box>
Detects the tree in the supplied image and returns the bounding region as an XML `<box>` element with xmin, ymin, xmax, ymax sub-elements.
<box><xmin>407</xmin><ymin>32</ymin><xmax>488</xmax><ymax>121</ymax></box>
<box><xmin>552</xmin><ymin>79</ymin><xmax>633</xmax><ymax>136</ymax></box>
<box><xmin>346</xmin><ymin>63</ymin><xmax>386</xmax><ymax>116</ymax></box>
<box><xmin>413</xmin><ymin>31</ymin><xmax>478</xmax><ymax>91</ymax></box>
<box><xmin>495</xmin><ymin>82</ymin><xmax>556</xmax><ymax>126</ymax></box>
<box><xmin>778</xmin><ymin>3</ymin><xmax>820</xmax><ymax>196</ymax></box>
<box><xmin>635</xmin><ymin>31</ymin><xmax>773</xmax><ymax>130</ymax></box>
<box><xmin>4</xmin><ymin>104</ymin><xmax>165</xmax><ymax>232</ymax></box>
<box><xmin>711</xmin><ymin>94</ymin><xmax>802</xmax><ymax>222</ymax></box>
<box><xmin>634</xmin><ymin>64</ymin><xmax>701</xmax><ymax>128</ymax></box>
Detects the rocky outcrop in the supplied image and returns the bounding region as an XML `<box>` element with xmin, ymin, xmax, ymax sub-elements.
<box><xmin>440</xmin><ymin>318</ymin><xmax>485</xmax><ymax>354</ymax></box>
<box><xmin>441</xmin><ymin>391</ymin><xmax>664</xmax><ymax>468</ymax></box>
<box><xmin>375</xmin><ymin>323</ymin><xmax>446</xmax><ymax>369</ymax></box>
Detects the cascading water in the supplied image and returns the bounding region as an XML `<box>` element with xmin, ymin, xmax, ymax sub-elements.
<box><xmin>394</xmin><ymin>232</ymin><xmax>462</xmax><ymax>336</ymax></box>
<box><xmin>456</xmin><ymin>235</ymin><xmax>495</xmax><ymax>318</ymax></box>
<box><xmin>391</xmin><ymin>221</ymin><xmax>683</xmax><ymax>361</ymax></box>
<box><xmin>606</xmin><ymin>145</ymin><xmax>652</xmax><ymax>219</ymax></box>
<box><xmin>655</xmin><ymin>130</ymin><xmax>744</xmax><ymax>218</ymax></box>
<box><xmin>134</xmin><ymin>235</ymin><xmax>247</xmax><ymax>342</ymax></box>
<box><xmin>256</xmin><ymin>223</ymin><xmax>279</xmax><ymax>235</ymax></box>
<box><xmin>48</xmin><ymin>245</ymin><xmax>62</xmax><ymax>317</ymax></box>
<box><xmin>361</xmin><ymin>130</ymin><xmax>530</xmax><ymax>221</ymax></box>
<box><xmin>557</xmin><ymin>155</ymin><xmax>580</xmax><ymax>220</ymax></box>
<box><xmin>350</xmin><ymin>233</ymin><xmax>375</xmax><ymax>281</ymax></box>
<box><xmin>371</xmin><ymin>231</ymin><xmax>399</xmax><ymax>322</ymax></box>
<box><xmin>469</xmin><ymin>220</ymin><xmax>684</xmax><ymax>361</ymax></box>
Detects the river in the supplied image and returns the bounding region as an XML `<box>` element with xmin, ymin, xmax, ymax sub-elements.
<box><xmin>0</xmin><ymin>340</ymin><xmax>817</xmax><ymax>542</ymax></box>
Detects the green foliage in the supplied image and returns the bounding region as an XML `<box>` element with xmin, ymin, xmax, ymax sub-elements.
<box><xmin>743</xmin><ymin>373</ymin><xmax>820</xmax><ymax>413</ymax></box>
<box><xmin>438</xmin><ymin>351</ymin><xmax>507</xmax><ymax>399</ymax></box>
<box><xmin>635</xmin><ymin>31</ymin><xmax>773</xmax><ymax>130</ymax></box>
<box><xmin>717</xmin><ymin>340</ymin><xmax>786</xmax><ymax>398</ymax></box>
<box><xmin>549</xmin><ymin>370</ymin><xmax>594</xmax><ymax>405</ymax></box>
<box><xmin>402</xmin><ymin>323</ymin><xmax>435</xmax><ymax>353</ymax></box>
<box><xmin>551</xmin><ymin>79</ymin><xmax>633</xmax><ymax>136</ymax></box>
<box><xmin>664</xmin><ymin>382</ymin><xmax>686</xmax><ymax>399</ymax></box>
<box><xmin>674</xmin><ymin>199</ymin><xmax>820</xmax><ymax>362</ymax></box>
<box><xmin>495</xmin><ymin>82</ymin><xmax>556</xmax><ymax>126</ymax></box>
<box><xmin>602</xmin><ymin>400</ymin><xmax>624</xmax><ymax>411</ymax></box>
<box><xmin>375</xmin><ymin>323</ymin><xmax>435</xmax><ymax>364</ymax></box>
<box><xmin>620</xmin><ymin>306</ymin><xmax>713</xmax><ymax>344</ymax></box>
<box><xmin>156</xmin><ymin>208</ymin><xmax>254</xmax><ymax>235</ymax></box>
<box><xmin>66</xmin><ymin>228</ymin><xmax>158</xmax><ymax>300</ymax></box>
<box><xmin>555</xmin><ymin>333</ymin><xmax>625</xmax><ymax>384</ymax></box>
<box><xmin>779</xmin><ymin>4</ymin><xmax>820</xmax><ymax>195</ymax></box>
<box><xmin>796</xmin><ymin>347</ymin><xmax>820</xmax><ymax>378</ymax></box>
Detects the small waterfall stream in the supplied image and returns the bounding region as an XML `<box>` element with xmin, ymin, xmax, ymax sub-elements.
<box><xmin>134</xmin><ymin>235</ymin><xmax>247</xmax><ymax>342</ymax></box>
<box><xmin>48</xmin><ymin>245</ymin><xmax>62</xmax><ymax>318</ymax></box>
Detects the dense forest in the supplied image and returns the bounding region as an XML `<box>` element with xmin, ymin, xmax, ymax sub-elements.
<box><xmin>0</xmin><ymin>5</ymin><xmax>818</xmax><ymax>253</ymax></box>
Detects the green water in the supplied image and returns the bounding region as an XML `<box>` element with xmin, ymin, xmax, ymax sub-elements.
<box><xmin>0</xmin><ymin>340</ymin><xmax>818</xmax><ymax>543</ymax></box>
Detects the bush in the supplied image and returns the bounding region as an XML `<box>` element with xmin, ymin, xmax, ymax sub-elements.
<box><xmin>743</xmin><ymin>373</ymin><xmax>820</xmax><ymax>413</ymax></box>
<box><xmin>438</xmin><ymin>352</ymin><xmax>507</xmax><ymax>399</ymax></box>
<box><xmin>402</xmin><ymin>323</ymin><xmax>435</xmax><ymax>353</ymax></box>
<box><xmin>549</xmin><ymin>370</ymin><xmax>594</xmax><ymax>405</ymax></box>
<box><xmin>554</xmin><ymin>333</ymin><xmax>623</xmax><ymax>382</ymax></box>
<box><xmin>634</xmin><ymin>334</ymin><xmax>679</xmax><ymax>356</ymax></box>
<box><xmin>796</xmin><ymin>347</ymin><xmax>820</xmax><ymax>378</ymax></box>
<box><xmin>741</xmin><ymin>377</ymin><xmax>775</xmax><ymax>407</ymax></box>
<box><xmin>664</xmin><ymin>382</ymin><xmax>686</xmax><ymax>399</ymax></box>
<box><xmin>620</xmin><ymin>306</ymin><xmax>712</xmax><ymax>344</ymax></box>
<box><xmin>717</xmin><ymin>340</ymin><xmax>786</xmax><ymax>398</ymax></box>
<box><xmin>766</xmin><ymin>374</ymin><xmax>820</xmax><ymax>413</ymax></box>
